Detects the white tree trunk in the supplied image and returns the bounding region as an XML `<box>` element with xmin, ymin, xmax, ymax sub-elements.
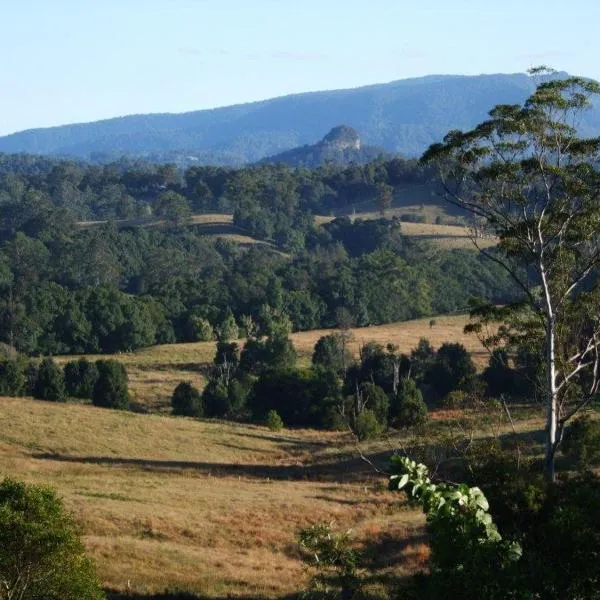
<box><xmin>545</xmin><ymin>317</ymin><xmax>558</xmax><ymax>482</ymax></box>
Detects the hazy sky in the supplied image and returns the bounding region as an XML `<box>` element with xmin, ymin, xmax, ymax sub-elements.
<box><xmin>1</xmin><ymin>0</ymin><xmax>598</xmax><ymax>135</ymax></box>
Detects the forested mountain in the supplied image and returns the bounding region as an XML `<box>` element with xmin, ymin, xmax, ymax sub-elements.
<box><xmin>2</xmin><ymin>72</ymin><xmax>599</xmax><ymax>164</ymax></box>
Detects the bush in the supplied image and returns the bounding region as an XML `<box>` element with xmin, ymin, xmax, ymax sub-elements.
<box><xmin>426</xmin><ymin>342</ymin><xmax>477</xmax><ymax>398</ymax></box>
<box><xmin>0</xmin><ymin>478</ymin><xmax>104</xmax><ymax>600</ymax></box>
<box><xmin>171</xmin><ymin>381</ymin><xmax>203</xmax><ymax>417</ymax></box>
<box><xmin>92</xmin><ymin>360</ymin><xmax>129</xmax><ymax>409</ymax></box>
<box><xmin>0</xmin><ymin>359</ymin><xmax>26</xmax><ymax>396</ymax></box>
<box><xmin>202</xmin><ymin>379</ymin><xmax>230</xmax><ymax>418</ymax></box>
<box><xmin>33</xmin><ymin>358</ymin><xmax>66</xmax><ymax>402</ymax></box>
<box><xmin>442</xmin><ymin>389</ymin><xmax>469</xmax><ymax>409</ymax></box>
<box><xmin>266</xmin><ymin>409</ymin><xmax>284</xmax><ymax>431</ymax></box>
<box><xmin>391</xmin><ymin>378</ymin><xmax>428</xmax><ymax>427</ymax></box>
<box><xmin>312</xmin><ymin>333</ymin><xmax>353</xmax><ymax>376</ymax></box>
<box><xmin>64</xmin><ymin>358</ymin><xmax>99</xmax><ymax>399</ymax></box>
<box><xmin>562</xmin><ymin>415</ymin><xmax>600</xmax><ymax>469</ymax></box>
<box><xmin>354</xmin><ymin>409</ymin><xmax>383</xmax><ymax>441</ymax></box>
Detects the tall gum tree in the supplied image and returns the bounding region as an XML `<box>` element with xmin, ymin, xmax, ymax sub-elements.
<box><xmin>422</xmin><ymin>68</ymin><xmax>600</xmax><ymax>480</ymax></box>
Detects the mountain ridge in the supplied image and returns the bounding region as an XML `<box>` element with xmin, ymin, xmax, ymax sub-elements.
<box><xmin>2</xmin><ymin>71</ymin><xmax>598</xmax><ymax>164</ymax></box>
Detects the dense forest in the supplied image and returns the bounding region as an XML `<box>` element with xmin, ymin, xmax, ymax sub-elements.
<box><xmin>0</xmin><ymin>152</ymin><xmax>516</xmax><ymax>355</ymax></box>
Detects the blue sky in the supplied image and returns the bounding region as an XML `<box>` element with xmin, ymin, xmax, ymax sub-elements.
<box><xmin>1</xmin><ymin>0</ymin><xmax>598</xmax><ymax>135</ymax></box>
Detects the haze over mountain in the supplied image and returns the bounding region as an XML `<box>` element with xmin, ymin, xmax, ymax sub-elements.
<box><xmin>1</xmin><ymin>71</ymin><xmax>599</xmax><ymax>165</ymax></box>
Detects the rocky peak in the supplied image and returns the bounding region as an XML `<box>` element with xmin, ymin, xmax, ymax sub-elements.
<box><xmin>321</xmin><ymin>125</ymin><xmax>361</xmax><ymax>151</ymax></box>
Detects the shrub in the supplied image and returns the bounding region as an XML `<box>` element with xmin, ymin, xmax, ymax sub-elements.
<box><xmin>562</xmin><ymin>415</ymin><xmax>600</xmax><ymax>469</ymax></box>
<box><xmin>426</xmin><ymin>342</ymin><xmax>477</xmax><ymax>397</ymax></box>
<box><xmin>312</xmin><ymin>333</ymin><xmax>353</xmax><ymax>376</ymax></box>
<box><xmin>266</xmin><ymin>409</ymin><xmax>284</xmax><ymax>431</ymax></box>
<box><xmin>0</xmin><ymin>359</ymin><xmax>26</xmax><ymax>396</ymax></box>
<box><xmin>33</xmin><ymin>358</ymin><xmax>66</xmax><ymax>402</ymax></box>
<box><xmin>354</xmin><ymin>409</ymin><xmax>383</xmax><ymax>441</ymax></box>
<box><xmin>171</xmin><ymin>381</ymin><xmax>203</xmax><ymax>417</ymax></box>
<box><xmin>202</xmin><ymin>379</ymin><xmax>230</xmax><ymax>418</ymax></box>
<box><xmin>64</xmin><ymin>358</ymin><xmax>99</xmax><ymax>399</ymax></box>
<box><xmin>0</xmin><ymin>478</ymin><xmax>104</xmax><ymax>600</ymax></box>
<box><xmin>442</xmin><ymin>389</ymin><xmax>469</xmax><ymax>409</ymax></box>
<box><xmin>298</xmin><ymin>522</ymin><xmax>361</xmax><ymax>600</ymax></box>
<box><xmin>391</xmin><ymin>378</ymin><xmax>428</xmax><ymax>427</ymax></box>
<box><xmin>92</xmin><ymin>360</ymin><xmax>129</xmax><ymax>409</ymax></box>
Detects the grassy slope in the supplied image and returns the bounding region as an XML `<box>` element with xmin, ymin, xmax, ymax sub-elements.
<box><xmin>56</xmin><ymin>314</ymin><xmax>483</xmax><ymax>412</ymax></box>
<box><xmin>0</xmin><ymin>397</ymin><xmax>426</xmax><ymax>597</ymax></box>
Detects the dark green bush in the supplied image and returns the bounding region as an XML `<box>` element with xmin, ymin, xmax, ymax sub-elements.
<box><xmin>33</xmin><ymin>358</ymin><xmax>66</xmax><ymax>402</ymax></box>
<box><xmin>562</xmin><ymin>415</ymin><xmax>600</xmax><ymax>469</ymax></box>
<box><xmin>92</xmin><ymin>360</ymin><xmax>129</xmax><ymax>409</ymax></box>
<box><xmin>266</xmin><ymin>409</ymin><xmax>284</xmax><ymax>431</ymax></box>
<box><xmin>354</xmin><ymin>409</ymin><xmax>383</xmax><ymax>441</ymax></box>
<box><xmin>0</xmin><ymin>478</ymin><xmax>104</xmax><ymax>600</ymax></box>
<box><xmin>0</xmin><ymin>359</ymin><xmax>26</xmax><ymax>396</ymax></box>
<box><xmin>64</xmin><ymin>358</ymin><xmax>99</xmax><ymax>399</ymax></box>
<box><xmin>171</xmin><ymin>381</ymin><xmax>203</xmax><ymax>417</ymax></box>
<box><xmin>391</xmin><ymin>378</ymin><xmax>428</xmax><ymax>427</ymax></box>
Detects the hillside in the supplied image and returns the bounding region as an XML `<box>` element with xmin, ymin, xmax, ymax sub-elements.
<box><xmin>0</xmin><ymin>396</ymin><xmax>426</xmax><ymax>596</ymax></box>
<box><xmin>2</xmin><ymin>72</ymin><xmax>599</xmax><ymax>163</ymax></box>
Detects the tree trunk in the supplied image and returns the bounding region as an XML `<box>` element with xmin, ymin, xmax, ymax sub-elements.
<box><xmin>540</xmin><ymin>254</ymin><xmax>558</xmax><ymax>483</ymax></box>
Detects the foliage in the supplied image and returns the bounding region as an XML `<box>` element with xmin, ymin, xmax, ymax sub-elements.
<box><xmin>33</xmin><ymin>357</ymin><xmax>65</xmax><ymax>402</ymax></box>
<box><xmin>92</xmin><ymin>360</ymin><xmax>129</xmax><ymax>409</ymax></box>
<box><xmin>0</xmin><ymin>478</ymin><xmax>104</xmax><ymax>600</ymax></box>
<box><xmin>64</xmin><ymin>358</ymin><xmax>99</xmax><ymax>399</ymax></box>
<box><xmin>353</xmin><ymin>409</ymin><xmax>383</xmax><ymax>441</ymax></box>
<box><xmin>425</xmin><ymin>342</ymin><xmax>476</xmax><ymax>398</ymax></box>
<box><xmin>265</xmin><ymin>409</ymin><xmax>284</xmax><ymax>431</ymax></box>
<box><xmin>390</xmin><ymin>378</ymin><xmax>428</xmax><ymax>427</ymax></box>
<box><xmin>312</xmin><ymin>333</ymin><xmax>353</xmax><ymax>376</ymax></box>
<box><xmin>297</xmin><ymin>522</ymin><xmax>361</xmax><ymax>600</ymax></box>
<box><xmin>562</xmin><ymin>415</ymin><xmax>600</xmax><ymax>469</ymax></box>
<box><xmin>389</xmin><ymin>456</ymin><xmax>521</xmax><ymax>598</ymax></box>
<box><xmin>171</xmin><ymin>381</ymin><xmax>203</xmax><ymax>418</ymax></box>
<box><xmin>0</xmin><ymin>358</ymin><xmax>26</xmax><ymax>396</ymax></box>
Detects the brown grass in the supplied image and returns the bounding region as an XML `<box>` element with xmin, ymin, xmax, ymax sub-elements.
<box><xmin>0</xmin><ymin>397</ymin><xmax>425</xmax><ymax>597</ymax></box>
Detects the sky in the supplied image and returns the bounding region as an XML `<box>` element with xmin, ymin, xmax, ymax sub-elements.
<box><xmin>1</xmin><ymin>0</ymin><xmax>599</xmax><ymax>136</ymax></box>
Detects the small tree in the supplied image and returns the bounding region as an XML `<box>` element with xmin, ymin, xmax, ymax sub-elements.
<box><xmin>265</xmin><ymin>409</ymin><xmax>284</xmax><ymax>431</ymax></box>
<box><xmin>64</xmin><ymin>358</ymin><xmax>99</xmax><ymax>399</ymax></box>
<box><xmin>33</xmin><ymin>358</ymin><xmax>66</xmax><ymax>402</ymax></box>
<box><xmin>426</xmin><ymin>342</ymin><xmax>476</xmax><ymax>398</ymax></box>
<box><xmin>92</xmin><ymin>360</ymin><xmax>129</xmax><ymax>409</ymax></box>
<box><xmin>0</xmin><ymin>478</ymin><xmax>104</xmax><ymax>600</ymax></box>
<box><xmin>216</xmin><ymin>311</ymin><xmax>239</xmax><ymax>342</ymax></box>
<box><xmin>391</xmin><ymin>377</ymin><xmax>428</xmax><ymax>427</ymax></box>
<box><xmin>312</xmin><ymin>333</ymin><xmax>353</xmax><ymax>376</ymax></box>
<box><xmin>171</xmin><ymin>381</ymin><xmax>203</xmax><ymax>417</ymax></box>
<box><xmin>0</xmin><ymin>359</ymin><xmax>26</xmax><ymax>396</ymax></box>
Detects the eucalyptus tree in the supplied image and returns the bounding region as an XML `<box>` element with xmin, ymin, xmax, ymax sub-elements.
<box><xmin>422</xmin><ymin>68</ymin><xmax>600</xmax><ymax>480</ymax></box>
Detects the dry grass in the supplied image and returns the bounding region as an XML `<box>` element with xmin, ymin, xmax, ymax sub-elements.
<box><xmin>291</xmin><ymin>314</ymin><xmax>485</xmax><ymax>364</ymax></box>
<box><xmin>0</xmin><ymin>397</ymin><xmax>424</xmax><ymax>597</ymax></box>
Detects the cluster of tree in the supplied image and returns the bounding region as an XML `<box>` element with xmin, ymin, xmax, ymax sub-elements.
<box><xmin>0</xmin><ymin>355</ymin><xmax>129</xmax><ymax>409</ymax></box>
<box><xmin>170</xmin><ymin>329</ymin><xmax>489</xmax><ymax>439</ymax></box>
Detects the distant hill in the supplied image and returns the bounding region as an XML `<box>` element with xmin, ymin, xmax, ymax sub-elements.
<box><xmin>1</xmin><ymin>72</ymin><xmax>599</xmax><ymax>165</ymax></box>
<box><xmin>259</xmin><ymin>125</ymin><xmax>388</xmax><ymax>167</ymax></box>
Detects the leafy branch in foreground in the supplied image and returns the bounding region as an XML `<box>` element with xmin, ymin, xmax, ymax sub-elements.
<box><xmin>389</xmin><ymin>456</ymin><xmax>521</xmax><ymax>594</ymax></box>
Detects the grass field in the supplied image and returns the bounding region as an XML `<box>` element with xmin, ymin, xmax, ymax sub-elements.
<box><xmin>56</xmin><ymin>314</ymin><xmax>484</xmax><ymax>412</ymax></box>
<box><xmin>0</xmin><ymin>396</ymin><xmax>428</xmax><ymax>597</ymax></box>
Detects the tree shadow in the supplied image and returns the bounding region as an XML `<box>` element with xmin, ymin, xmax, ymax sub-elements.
<box><xmin>32</xmin><ymin>450</ymin><xmax>393</xmax><ymax>483</ymax></box>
